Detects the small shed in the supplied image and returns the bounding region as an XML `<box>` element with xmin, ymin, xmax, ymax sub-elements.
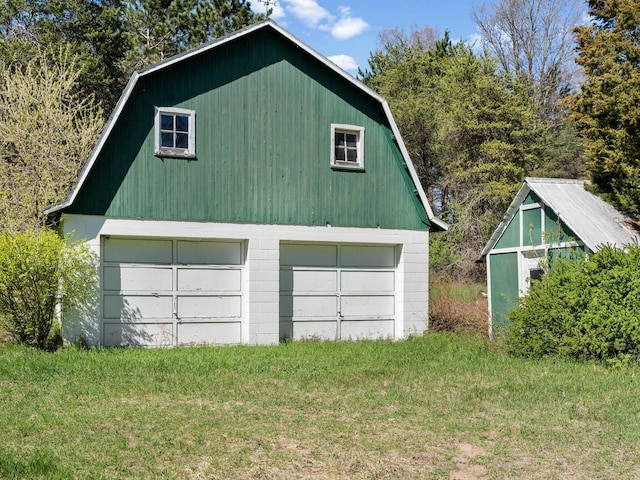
<box><xmin>46</xmin><ymin>19</ymin><xmax>447</xmax><ymax>347</ymax></box>
<box><xmin>480</xmin><ymin>178</ymin><xmax>640</xmax><ymax>334</ymax></box>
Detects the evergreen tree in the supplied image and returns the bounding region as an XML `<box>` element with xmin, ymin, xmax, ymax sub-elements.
<box><xmin>362</xmin><ymin>31</ymin><xmax>544</xmax><ymax>279</ymax></box>
<box><xmin>124</xmin><ymin>0</ymin><xmax>262</xmax><ymax>71</ymax></box>
<box><xmin>571</xmin><ymin>0</ymin><xmax>640</xmax><ymax>215</ymax></box>
<box><xmin>0</xmin><ymin>0</ymin><xmax>130</xmax><ymax>112</ymax></box>
<box><xmin>1</xmin><ymin>0</ymin><xmax>262</xmax><ymax>111</ymax></box>
<box><xmin>473</xmin><ymin>0</ymin><xmax>587</xmax><ymax>180</ymax></box>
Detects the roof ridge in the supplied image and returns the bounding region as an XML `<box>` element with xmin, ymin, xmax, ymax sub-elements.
<box><xmin>525</xmin><ymin>177</ymin><xmax>587</xmax><ymax>185</ymax></box>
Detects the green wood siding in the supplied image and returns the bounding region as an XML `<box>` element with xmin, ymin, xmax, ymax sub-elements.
<box><xmin>523</xmin><ymin>208</ymin><xmax>542</xmax><ymax>246</ymax></box>
<box><xmin>489</xmin><ymin>252</ymin><xmax>518</xmax><ymax>332</ymax></box>
<box><xmin>544</xmin><ymin>208</ymin><xmax>577</xmax><ymax>243</ymax></box>
<box><xmin>523</xmin><ymin>191</ymin><xmax>540</xmax><ymax>205</ymax></box>
<box><xmin>67</xmin><ymin>28</ymin><xmax>430</xmax><ymax>230</ymax></box>
<box><xmin>495</xmin><ymin>211</ymin><xmax>520</xmax><ymax>249</ymax></box>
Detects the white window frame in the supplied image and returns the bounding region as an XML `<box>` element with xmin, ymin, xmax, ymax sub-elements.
<box><xmin>519</xmin><ymin>249</ymin><xmax>546</xmax><ymax>296</ymax></box>
<box><xmin>331</xmin><ymin>124</ymin><xmax>364</xmax><ymax>170</ymax></box>
<box><xmin>154</xmin><ymin>107</ymin><xmax>196</xmax><ymax>158</ymax></box>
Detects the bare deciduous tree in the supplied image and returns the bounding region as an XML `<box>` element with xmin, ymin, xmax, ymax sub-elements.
<box><xmin>473</xmin><ymin>0</ymin><xmax>583</xmax><ymax>121</ymax></box>
<box><xmin>0</xmin><ymin>47</ymin><xmax>104</xmax><ymax>231</ymax></box>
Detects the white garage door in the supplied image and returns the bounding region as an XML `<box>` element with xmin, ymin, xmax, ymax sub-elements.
<box><xmin>280</xmin><ymin>243</ymin><xmax>397</xmax><ymax>341</ymax></box>
<box><xmin>102</xmin><ymin>237</ymin><xmax>244</xmax><ymax>347</ymax></box>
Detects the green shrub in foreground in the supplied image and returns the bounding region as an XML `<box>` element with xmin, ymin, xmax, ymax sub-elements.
<box><xmin>505</xmin><ymin>244</ymin><xmax>640</xmax><ymax>360</ymax></box>
<box><xmin>0</xmin><ymin>229</ymin><xmax>96</xmax><ymax>350</ymax></box>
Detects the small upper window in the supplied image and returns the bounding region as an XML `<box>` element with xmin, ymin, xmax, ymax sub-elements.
<box><xmin>155</xmin><ymin>107</ymin><xmax>195</xmax><ymax>158</ymax></box>
<box><xmin>331</xmin><ymin>124</ymin><xmax>364</xmax><ymax>170</ymax></box>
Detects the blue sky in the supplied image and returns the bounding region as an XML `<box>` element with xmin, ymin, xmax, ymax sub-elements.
<box><xmin>252</xmin><ymin>0</ymin><xmax>484</xmax><ymax>74</ymax></box>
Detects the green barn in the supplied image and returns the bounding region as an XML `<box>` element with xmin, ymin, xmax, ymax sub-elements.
<box><xmin>480</xmin><ymin>178</ymin><xmax>640</xmax><ymax>335</ymax></box>
<box><xmin>47</xmin><ymin>20</ymin><xmax>447</xmax><ymax>347</ymax></box>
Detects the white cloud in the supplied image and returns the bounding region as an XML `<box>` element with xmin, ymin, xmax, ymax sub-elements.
<box><xmin>467</xmin><ymin>33</ymin><xmax>483</xmax><ymax>52</ymax></box>
<box><xmin>282</xmin><ymin>0</ymin><xmax>332</xmax><ymax>28</ymax></box>
<box><xmin>331</xmin><ymin>15</ymin><xmax>368</xmax><ymax>40</ymax></box>
<box><xmin>279</xmin><ymin>1</ymin><xmax>368</xmax><ymax>40</ymax></box>
<box><xmin>329</xmin><ymin>6</ymin><xmax>368</xmax><ymax>40</ymax></box>
<box><xmin>328</xmin><ymin>54</ymin><xmax>358</xmax><ymax>72</ymax></box>
<box><xmin>269</xmin><ymin>4</ymin><xmax>286</xmax><ymax>20</ymax></box>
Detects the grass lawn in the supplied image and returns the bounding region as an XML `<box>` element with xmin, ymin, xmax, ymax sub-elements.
<box><xmin>1</xmin><ymin>333</ymin><xmax>639</xmax><ymax>479</ymax></box>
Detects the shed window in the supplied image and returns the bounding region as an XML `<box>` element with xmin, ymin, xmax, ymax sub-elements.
<box><xmin>155</xmin><ymin>107</ymin><xmax>195</xmax><ymax>158</ymax></box>
<box><xmin>331</xmin><ymin>124</ymin><xmax>364</xmax><ymax>170</ymax></box>
<box><xmin>529</xmin><ymin>268</ymin><xmax>544</xmax><ymax>283</ymax></box>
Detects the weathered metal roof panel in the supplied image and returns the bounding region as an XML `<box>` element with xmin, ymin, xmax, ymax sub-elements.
<box><xmin>526</xmin><ymin>178</ymin><xmax>639</xmax><ymax>251</ymax></box>
<box><xmin>481</xmin><ymin>178</ymin><xmax>640</xmax><ymax>258</ymax></box>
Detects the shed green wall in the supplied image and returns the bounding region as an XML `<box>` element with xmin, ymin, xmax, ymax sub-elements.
<box><xmin>489</xmin><ymin>252</ymin><xmax>518</xmax><ymax>332</ymax></box>
<box><xmin>523</xmin><ymin>192</ymin><xmax>540</xmax><ymax>205</ymax></box>
<box><xmin>523</xmin><ymin>208</ymin><xmax>542</xmax><ymax>246</ymax></box>
<box><xmin>544</xmin><ymin>208</ymin><xmax>577</xmax><ymax>243</ymax></box>
<box><xmin>67</xmin><ymin>28</ymin><xmax>430</xmax><ymax>230</ymax></box>
<box><xmin>495</xmin><ymin>211</ymin><xmax>520</xmax><ymax>249</ymax></box>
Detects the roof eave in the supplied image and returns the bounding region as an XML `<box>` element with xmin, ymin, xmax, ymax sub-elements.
<box><xmin>45</xmin><ymin>70</ymin><xmax>142</xmax><ymax>216</ymax></box>
<box><xmin>479</xmin><ymin>182</ymin><xmax>531</xmax><ymax>259</ymax></box>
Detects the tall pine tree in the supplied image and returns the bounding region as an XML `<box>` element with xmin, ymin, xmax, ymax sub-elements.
<box><xmin>361</xmin><ymin>31</ymin><xmax>544</xmax><ymax>279</ymax></box>
<box><xmin>124</xmin><ymin>0</ymin><xmax>261</xmax><ymax>70</ymax></box>
<box><xmin>571</xmin><ymin>0</ymin><xmax>640</xmax><ymax>215</ymax></box>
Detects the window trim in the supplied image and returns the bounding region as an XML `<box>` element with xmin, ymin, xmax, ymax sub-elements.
<box><xmin>154</xmin><ymin>107</ymin><xmax>196</xmax><ymax>158</ymax></box>
<box><xmin>331</xmin><ymin>124</ymin><xmax>364</xmax><ymax>170</ymax></box>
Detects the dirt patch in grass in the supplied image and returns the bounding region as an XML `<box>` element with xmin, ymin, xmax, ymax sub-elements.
<box><xmin>450</xmin><ymin>443</ymin><xmax>487</xmax><ymax>479</ymax></box>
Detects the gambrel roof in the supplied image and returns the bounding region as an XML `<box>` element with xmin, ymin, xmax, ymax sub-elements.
<box><xmin>46</xmin><ymin>19</ymin><xmax>447</xmax><ymax>232</ymax></box>
<box><xmin>481</xmin><ymin>178</ymin><xmax>640</xmax><ymax>257</ymax></box>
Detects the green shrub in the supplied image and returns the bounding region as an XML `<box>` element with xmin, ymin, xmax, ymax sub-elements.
<box><xmin>505</xmin><ymin>244</ymin><xmax>640</xmax><ymax>360</ymax></box>
<box><xmin>0</xmin><ymin>229</ymin><xmax>96</xmax><ymax>350</ymax></box>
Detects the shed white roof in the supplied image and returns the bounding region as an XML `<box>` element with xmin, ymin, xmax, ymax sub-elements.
<box><xmin>481</xmin><ymin>178</ymin><xmax>640</xmax><ymax>257</ymax></box>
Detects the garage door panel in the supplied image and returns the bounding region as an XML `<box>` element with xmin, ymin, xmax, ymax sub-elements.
<box><xmin>103</xmin><ymin>238</ymin><xmax>173</xmax><ymax>264</ymax></box>
<box><xmin>177</xmin><ymin>295</ymin><xmax>242</xmax><ymax>318</ymax></box>
<box><xmin>280</xmin><ymin>269</ymin><xmax>336</xmax><ymax>292</ymax></box>
<box><xmin>280</xmin><ymin>243</ymin><xmax>397</xmax><ymax>341</ymax></box>
<box><xmin>340</xmin><ymin>295</ymin><xmax>395</xmax><ymax>317</ymax></box>
<box><xmin>340</xmin><ymin>245</ymin><xmax>396</xmax><ymax>268</ymax></box>
<box><xmin>282</xmin><ymin>295</ymin><xmax>337</xmax><ymax>317</ymax></box>
<box><xmin>177</xmin><ymin>240</ymin><xmax>242</xmax><ymax>265</ymax></box>
<box><xmin>341</xmin><ymin>320</ymin><xmax>394</xmax><ymax>340</ymax></box>
<box><xmin>103</xmin><ymin>266</ymin><xmax>173</xmax><ymax>292</ymax></box>
<box><xmin>288</xmin><ymin>320</ymin><xmax>337</xmax><ymax>341</ymax></box>
<box><xmin>102</xmin><ymin>236</ymin><xmax>246</xmax><ymax>347</ymax></box>
<box><xmin>280</xmin><ymin>244</ymin><xmax>337</xmax><ymax>267</ymax></box>
<box><xmin>177</xmin><ymin>322</ymin><xmax>241</xmax><ymax>345</ymax></box>
<box><xmin>103</xmin><ymin>322</ymin><xmax>173</xmax><ymax>347</ymax></box>
<box><xmin>177</xmin><ymin>268</ymin><xmax>241</xmax><ymax>291</ymax></box>
<box><xmin>103</xmin><ymin>294</ymin><xmax>173</xmax><ymax>319</ymax></box>
<box><xmin>340</xmin><ymin>270</ymin><xmax>394</xmax><ymax>293</ymax></box>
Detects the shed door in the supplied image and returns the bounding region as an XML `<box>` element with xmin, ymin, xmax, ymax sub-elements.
<box><xmin>279</xmin><ymin>244</ymin><xmax>397</xmax><ymax>341</ymax></box>
<box><xmin>101</xmin><ymin>237</ymin><xmax>244</xmax><ymax>347</ymax></box>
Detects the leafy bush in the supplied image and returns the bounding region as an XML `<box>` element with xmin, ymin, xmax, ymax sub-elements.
<box><xmin>0</xmin><ymin>229</ymin><xmax>96</xmax><ymax>350</ymax></box>
<box><xmin>505</xmin><ymin>244</ymin><xmax>640</xmax><ymax>360</ymax></box>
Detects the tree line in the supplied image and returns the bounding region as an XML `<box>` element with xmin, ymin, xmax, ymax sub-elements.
<box><xmin>361</xmin><ymin>0</ymin><xmax>640</xmax><ymax>280</ymax></box>
<box><xmin>0</xmin><ymin>0</ymin><xmax>263</xmax><ymax>231</ymax></box>
<box><xmin>0</xmin><ymin>0</ymin><xmax>638</xmax><ymax>278</ymax></box>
